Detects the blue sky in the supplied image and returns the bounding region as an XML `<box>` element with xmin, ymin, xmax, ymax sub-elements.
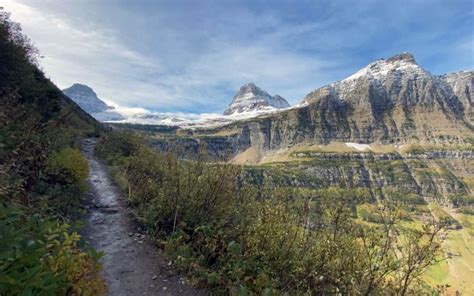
<box><xmin>4</xmin><ymin>0</ymin><xmax>474</xmax><ymax>114</ymax></box>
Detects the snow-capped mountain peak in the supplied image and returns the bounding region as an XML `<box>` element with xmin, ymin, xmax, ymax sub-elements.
<box><xmin>223</xmin><ymin>82</ymin><xmax>290</xmax><ymax>115</ymax></box>
<box><xmin>302</xmin><ymin>52</ymin><xmax>440</xmax><ymax>104</ymax></box>
<box><xmin>301</xmin><ymin>52</ymin><xmax>470</xmax><ymax>132</ymax></box>
<box><xmin>63</xmin><ymin>83</ymin><xmax>124</xmax><ymax>121</ymax></box>
<box><xmin>342</xmin><ymin>52</ymin><xmax>426</xmax><ymax>83</ymax></box>
<box><xmin>63</xmin><ymin>83</ymin><xmax>110</xmax><ymax>113</ymax></box>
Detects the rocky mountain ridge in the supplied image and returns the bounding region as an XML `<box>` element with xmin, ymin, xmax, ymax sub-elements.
<box><xmin>440</xmin><ymin>70</ymin><xmax>473</xmax><ymax>124</ymax></box>
<box><xmin>191</xmin><ymin>53</ymin><xmax>472</xmax><ymax>157</ymax></box>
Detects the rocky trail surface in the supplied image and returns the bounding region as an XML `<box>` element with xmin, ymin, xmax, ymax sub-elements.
<box><xmin>80</xmin><ymin>138</ymin><xmax>201</xmax><ymax>296</ymax></box>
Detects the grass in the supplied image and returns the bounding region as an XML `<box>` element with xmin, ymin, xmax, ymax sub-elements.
<box><xmin>424</xmin><ymin>259</ymin><xmax>450</xmax><ymax>286</ymax></box>
<box><xmin>438</xmin><ymin>226</ymin><xmax>474</xmax><ymax>294</ymax></box>
<box><xmin>421</xmin><ymin>206</ymin><xmax>474</xmax><ymax>295</ymax></box>
<box><xmin>231</xmin><ymin>146</ymin><xmax>260</xmax><ymax>164</ymax></box>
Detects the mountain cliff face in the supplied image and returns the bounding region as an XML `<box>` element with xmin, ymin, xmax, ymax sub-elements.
<box><xmin>195</xmin><ymin>53</ymin><xmax>472</xmax><ymax>155</ymax></box>
<box><xmin>245</xmin><ymin>155</ymin><xmax>470</xmax><ymax>202</ymax></box>
<box><xmin>150</xmin><ymin>135</ymin><xmax>472</xmax><ymax>201</ymax></box>
<box><xmin>63</xmin><ymin>83</ymin><xmax>124</xmax><ymax>121</ymax></box>
<box><xmin>440</xmin><ymin>70</ymin><xmax>473</xmax><ymax>124</ymax></box>
<box><xmin>223</xmin><ymin>83</ymin><xmax>290</xmax><ymax>115</ymax></box>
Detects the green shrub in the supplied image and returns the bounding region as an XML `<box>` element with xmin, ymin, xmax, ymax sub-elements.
<box><xmin>466</xmin><ymin>136</ymin><xmax>474</xmax><ymax>145</ymax></box>
<box><xmin>44</xmin><ymin>148</ymin><xmax>88</xmax><ymax>190</ymax></box>
<box><xmin>404</xmin><ymin>144</ymin><xmax>425</xmax><ymax>155</ymax></box>
<box><xmin>0</xmin><ymin>204</ymin><xmax>105</xmax><ymax>295</ymax></box>
<box><xmin>359</xmin><ymin>206</ymin><xmax>384</xmax><ymax>223</ymax></box>
<box><xmin>96</xmin><ymin>131</ymin><xmax>142</xmax><ymax>163</ymax></box>
<box><xmin>36</xmin><ymin>148</ymin><xmax>89</xmax><ymax>216</ymax></box>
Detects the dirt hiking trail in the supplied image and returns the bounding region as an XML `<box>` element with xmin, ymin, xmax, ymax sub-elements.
<box><xmin>80</xmin><ymin>138</ymin><xmax>202</xmax><ymax>296</ymax></box>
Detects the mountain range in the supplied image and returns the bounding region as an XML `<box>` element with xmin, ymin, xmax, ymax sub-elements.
<box><xmin>65</xmin><ymin>53</ymin><xmax>473</xmax><ymax>149</ymax></box>
<box><xmin>191</xmin><ymin>53</ymin><xmax>473</xmax><ymax>155</ymax></box>
<box><xmin>63</xmin><ymin>82</ymin><xmax>291</xmax><ymax>126</ymax></box>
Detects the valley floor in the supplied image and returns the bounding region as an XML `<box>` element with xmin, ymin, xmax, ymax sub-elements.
<box><xmin>80</xmin><ymin>139</ymin><xmax>201</xmax><ymax>296</ymax></box>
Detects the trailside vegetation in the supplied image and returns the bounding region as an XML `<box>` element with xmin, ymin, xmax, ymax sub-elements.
<box><xmin>0</xmin><ymin>9</ymin><xmax>105</xmax><ymax>295</ymax></box>
<box><xmin>98</xmin><ymin>132</ymin><xmax>445</xmax><ymax>295</ymax></box>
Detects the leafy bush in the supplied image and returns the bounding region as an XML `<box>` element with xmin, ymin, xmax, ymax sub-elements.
<box><xmin>32</xmin><ymin>148</ymin><xmax>90</xmax><ymax>217</ymax></box>
<box><xmin>466</xmin><ymin>136</ymin><xmax>474</xmax><ymax>145</ymax></box>
<box><xmin>96</xmin><ymin>131</ymin><xmax>142</xmax><ymax>163</ymax></box>
<box><xmin>358</xmin><ymin>205</ymin><xmax>384</xmax><ymax>223</ymax></box>
<box><xmin>0</xmin><ymin>204</ymin><xmax>105</xmax><ymax>295</ymax></box>
<box><xmin>45</xmin><ymin>148</ymin><xmax>88</xmax><ymax>190</ymax></box>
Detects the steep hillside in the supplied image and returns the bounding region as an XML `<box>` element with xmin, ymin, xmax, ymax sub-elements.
<box><xmin>0</xmin><ymin>10</ymin><xmax>105</xmax><ymax>294</ymax></box>
<box><xmin>0</xmin><ymin>32</ymin><xmax>101</xmax><ymax>194</ymax></box>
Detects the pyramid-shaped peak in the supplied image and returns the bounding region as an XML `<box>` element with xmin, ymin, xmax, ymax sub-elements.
<box><xmin>67</xmin><ymin>83</ymin><xmax>95</xmax><ymax>92</ymax></box>
<box><xmin>235</xmin><ymin>82</ymin><xmax>269</xmax><ymax>98</ymax></box>
<box><xmin>239</xmin><ymin>82</ymin><xmax>263</xmax><ymax>92</ymax></box>
<box><xmin>224</xmin><ymin>83</ymin><xmax>290</xmax><ymax>115</ymax></box>
<box><xmin>242</xmin><ymin>82</ymin><xmax>257</xmax><ymax>88</ymax></box>
<box><xmin>386</xmin><ymin>52</ymin><xmax>416</xmax><ymax>64</ymax></box>
<box><xmin>63</xmin><ymin>83</ymin><xmax>110</xmax><ymax>114</ymax></box>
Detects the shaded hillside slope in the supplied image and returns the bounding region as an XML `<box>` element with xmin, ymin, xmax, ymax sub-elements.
<box><xmin>0</xmin><ymin>9</ymin><xmax>105</xmax><ymax>295</ymax></box>
<box><xmin>0</xmin><ymin>9</ymin><xmax>100</xmax><ymax>195</ymax></box>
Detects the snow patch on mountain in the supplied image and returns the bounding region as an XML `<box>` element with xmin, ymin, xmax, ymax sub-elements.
<box><xmin>345</xmin><ymin>142</ymin><xmax>372</xmax><ymax>151</ymax></box>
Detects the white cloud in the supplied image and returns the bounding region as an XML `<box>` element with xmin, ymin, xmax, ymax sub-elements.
<box><xmin>2</xmin><ymin>0</ymin><xmax>333</xmax><ymax>112</ymax></box>
<box><xmin>3</xmin><ymin>0</ymin><xmax>161</xmax><ymax>107</ymax></box>
<box><xmin>105</xmin><ymin>101</ymin><xmax>150</xmax><ymax>118</ymax></box>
